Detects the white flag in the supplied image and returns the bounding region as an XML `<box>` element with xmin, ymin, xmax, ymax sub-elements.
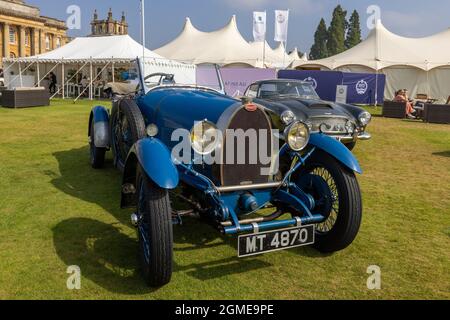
<box><xmin>253</xmin><ymin>11</ymin><xmax>266</xmax><ymax>42</ymax></box>
<box><xmin>274</xmin><ymin>10</ymin><xmax>289</xmax><ymax>42</ymax></box>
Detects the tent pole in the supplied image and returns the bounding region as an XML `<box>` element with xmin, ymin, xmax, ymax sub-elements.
<box><xmin>9</xmin><ymin>61</ymin><xmax>36</xmax><ymax>87</ymax></box>
<box><xmin>112</xmin><ymin>60</ymin><xmax>115</xmax><ymax>83</ymax></box>
<box><xmin>37</xmin><ymin>58</ymin><xmax>40</xmax><ymax>87</ymax></box>
<box><xmin>18</xmin><ymin>62</ymin><xmax>23</xmax><ymax>87</ymax></box>
<box><xmin>89</xmin><ymin>59</ymin><xmax>93</xmax><ymax>100</ymax></box>
<box><xmin>74</xmin><ymin>61</ymin><xmax>110</xmax><ymax>102</ymax></box>
<box><xmin>141</xmin><ymin>0</ymin><xmax>146</xmax><ymax>76</ymax></box>
<box><xmin>62</xmin><ymin>60</ymin><xmax>65</xmax><ymax>99</ymax></box>
<box><xmin>36</xmin><ymin>62</ymin><xmax>60</xmax><ymax>87</ymax></box>
<box><xmin>3</xmin><ymin>60</ymin><xmax>17</xmax><ymax>75</ymax></box>
<box><xmin>375</xmin><ymin>69</ymin><xmax>379</xmax><ymax>106</ymax></box>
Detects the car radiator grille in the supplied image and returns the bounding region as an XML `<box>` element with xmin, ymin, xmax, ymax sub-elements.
<box><xmin>218</xmin><ymin>107</ymin><xmax>273</xmax><ymax>187</ymax></box>
<box><xmin>309</xmin><ymin>117</ymin><xmax>348</xmax><ymax>134</ymax></box>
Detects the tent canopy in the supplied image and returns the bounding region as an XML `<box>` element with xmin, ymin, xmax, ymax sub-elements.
<box><xmin>155</xmin><ymin>16</ymin><xmax>294</xmax><ymax>68</ymax></box>
<box><xmin>3</xmin><ymin>34</ymin><xmax>193</xmax><ymax>66</ymax></box>
<box><xmin>295</xmin><ymin>20</ymin><xmax>450</xmax><ymax>71</ymax></box>
<box><xmin>2</xmin><ymin>35</ymin><xmax>196</xmax><ymax>87</ymax></box>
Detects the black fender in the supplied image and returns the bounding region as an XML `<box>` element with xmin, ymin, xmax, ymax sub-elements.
<box><xmin>121</xmin><ymin>138</ymin><xmax>179</xmax><ymax>208</ymax></box>
<box><xmin>88</xmin><ymin>106</ymin><xmax>110</xmax><ymax>148</ymax></box>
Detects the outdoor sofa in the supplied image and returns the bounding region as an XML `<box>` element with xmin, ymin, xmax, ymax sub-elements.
<box><xmin>382</xmin><ymin>101</ymin><xmax>407</xmax><ymax>118</ymax></box>
<box><xmin>1</xmin><ymin>87</ymin><xmax>50</xmax><ymax>109</ymax></box>
<box><xmin>423</xmin><ymin>103</ymin><xmax>450</xmax><ymax>124</ymax></box>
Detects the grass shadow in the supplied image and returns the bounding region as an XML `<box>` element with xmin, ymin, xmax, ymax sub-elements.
<box><xmin>53</xmin><ymin>218</ymin><xmax>155</xmax><ymax>294</ymax></box>
<box><xmin>48</xmin><ymin>146</ymin><xmax>127</xmax><ymax>225</ymax></box>
<box><xmin>433</xmin><ymin>151</ymin><xmax>450</xmax><ymax>158</ymax></box>
<box><xmin>49</xmin><ymin>147</ymin><xmax>273</xmax><ymax>283</ymax></box>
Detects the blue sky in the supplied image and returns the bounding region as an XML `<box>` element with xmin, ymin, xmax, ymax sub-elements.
<box><xmin>28</xmin><ymin>0</ymin><xmax>450</xmax><ymax>53</ymax></box>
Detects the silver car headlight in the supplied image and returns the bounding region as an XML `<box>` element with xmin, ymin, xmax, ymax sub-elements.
<box><xmin>285</xmin><ymin>121</ymin><xmax>310</xmax><ymax>151</ymax></box>
<box><xmin>358</xmin><ymin>111</ymin><xmax>372</xmax><ymax>126</ymax></box>
<box><xmin>281</xmin><ymin>110</ymin><xmax>296</xmax><ymax>125</ymax></box>
<box><xmin>345</xmin><ymin>120</ymin><xmax>355</xmax><ymax>134</ymax></box>
<box><xmin>190</xmin><ymin>120</ymin><xmax>219</xmax><ymax>155</ymax></box>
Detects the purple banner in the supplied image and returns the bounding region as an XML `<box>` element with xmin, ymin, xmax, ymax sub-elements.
<box><xmin>220</xmin><ymin>68</ymin><xmax>277</xmax><ymax>97</ymax></box>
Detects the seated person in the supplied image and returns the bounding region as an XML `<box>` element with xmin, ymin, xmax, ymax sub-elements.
<box><xmin>394</xmin><ymin>89</ymin><xmax>416</xmax><ymax>119</ymax></box>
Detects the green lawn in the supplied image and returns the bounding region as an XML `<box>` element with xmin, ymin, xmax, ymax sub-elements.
<box><xmin>0</xmin><ymin>99</ymin><xmax>449</xmax><ymax>300</ymax></box>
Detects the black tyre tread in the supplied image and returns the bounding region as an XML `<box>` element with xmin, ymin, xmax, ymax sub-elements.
<box><xmin>305</xmin><ymin>151</ymin><xmax>362</xmax><ymax>253</ymax></box>
<box><xmin>138</xmin><ymin>165</ymin><xmax>173</xmax><ymax>287</ymax></box>
<box><xmin>111</xmin><ymin>99</ymin><xmax>146</xmax><ymax>170</ymax></box>
<box><xmin>89</xmin><ymin>120</ymin><xmax>106</xmax><ymax>169</ymax></box>
<box><xmin>345</xmin><ymin>141</ymin><xmax>357</xmax><ymax>151</ymax></box>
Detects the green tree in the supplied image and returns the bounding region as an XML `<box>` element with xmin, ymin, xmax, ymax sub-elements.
<box><xmin>309</xmin><ymin>18</ymin><xmax>329</xmax><ymax>60</ymax></box>
<box><xmin>345</xmin><ymin>10</ymin><xmax>362</xmax><ymax>49</ymax></box>
<box><xmin>327</xmin><ymin>5</ymin><xmax>347</xmax><ymax>56</ymax></box>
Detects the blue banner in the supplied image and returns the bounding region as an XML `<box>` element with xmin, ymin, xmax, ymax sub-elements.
<box><xmin>342</xmin><ymin>72</ymin><xmax>386</xmax><ymax>105</ymax></box>
<box><xmin>278</xmin><ymin>70</ymin><xmax>385</xmax><ymax>104</ymax></box>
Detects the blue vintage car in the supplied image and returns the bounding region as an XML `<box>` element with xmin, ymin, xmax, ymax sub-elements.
<box><xmin>87</xmin><ymin>62</ymin><xmax>363</xmax><ymax>287</ymax></box>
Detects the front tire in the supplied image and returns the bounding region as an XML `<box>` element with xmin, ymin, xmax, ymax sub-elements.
<box><xmin>296</xmin><ymin>150</ymin><xmax>362</xmax><ymax>253</ymax></box>
<box><xmin>111</xmin><ymin>99</ymin><xmax>146</xmax><ymax>171</ymax></box>
<box><xmin>89</xmin><ymin>120</ymin><xmax>106</xmax><ymax>169</ymax></box>
<box><xmin>136</xmin><ymin>165</ymin><xmax>173</xmax><ymax>287</ymax></box>
<box><xmin>345</xmin><ymin>141</ymin><xmax>357</xmax><ymax>151</ymax></box>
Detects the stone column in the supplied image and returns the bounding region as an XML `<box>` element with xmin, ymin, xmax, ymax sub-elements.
<box><xmin>19</xmin><ymin>25</ymin><xmax>25</xmax><ymax>57</ymax></box>
<box><xmin>3</xmin><ymin>23</ymin><xmax>10</xmax><ymax>58</ymax></box>
<box><xmin>31</xmin><ymin>28</ymin><xmax>39</xmax><ymax>56</ymax></box>
<box><xmin>53</xmin><ymin>34</ymin><xmax>58</xmax><ymax>49</ymax></box>
<box><xmin>40</xmin><ymin>30</ymin><xmax>46</xmax><ymax>53</ymax></box>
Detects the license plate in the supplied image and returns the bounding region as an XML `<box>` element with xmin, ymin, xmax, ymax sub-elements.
<box><xmin>238</xmin><ymin>225</ymin><xmax>315</xmax><ymax>258</ymax></box>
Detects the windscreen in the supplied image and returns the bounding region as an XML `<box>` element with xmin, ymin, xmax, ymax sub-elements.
<box><xmin>136</xmin><ymin>58</ymin><xmax>224</xmax><ymax>94</ymax></box>
<box><xmin>259</xmin><ymin>81</ymin><xmax>320</xmax><ymax>100</ymax></box>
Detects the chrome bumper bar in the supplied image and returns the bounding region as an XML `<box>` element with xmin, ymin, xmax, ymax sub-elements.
<box><xmin>216</xmin><ymin>182</ymin><xmax>283</xmax><ymax>193</ymax></box>
<box><xmin>330</xmin><ymin>132</ymin><xmax>371</xmax><ymax>142</ymax></box>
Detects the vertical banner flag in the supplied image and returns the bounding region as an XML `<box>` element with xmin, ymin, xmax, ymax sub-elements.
<box><xmin>253</xmin><ymin>11</ymin><xmax>267</xmax><ymax>42</ymax></box>
<box><xmin>274</xmin><ymin>10</ymin><xmax>289</xmax><ymax>42</ymax></box>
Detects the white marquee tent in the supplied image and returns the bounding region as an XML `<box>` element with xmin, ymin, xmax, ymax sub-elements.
<box><xmin>155</xmin><ymin>16</ymin><xmax>293</xmax><ymax>68</ymax></box>
<box><xmin>2</xmin><ymin>35</ymin><xmax>196</xmax><ymax>100</ymax></box>
<box><xmin>294</xmin><ymin>20</ymin><xmax>450</xmax><ymax>102</ymax></box>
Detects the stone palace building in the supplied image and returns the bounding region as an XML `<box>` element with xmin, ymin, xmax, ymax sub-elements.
<box><xmin>0</xmin><ymin>0</ymin><xmax>67</xmax><ymax>65</ymax></box>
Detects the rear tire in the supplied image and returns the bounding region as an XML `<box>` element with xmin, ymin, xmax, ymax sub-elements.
<box><xmin>136</xmin><ymin>165</ymin><xmax>173</xmax><ymax>287</ymax></box>
<box><xmin>296</xmin><ymin>150</ymin><xmax>362</xmax><ymax>253</ymax></box>
<box><xmin>89</xmin><ymin>120</ymin><xmax>106</xmax><ymax>169</ymax></box>
<box><xmin>111</xmin><ymin>99</ymin><xmax>146</xmax><ymax>171</ymax></box>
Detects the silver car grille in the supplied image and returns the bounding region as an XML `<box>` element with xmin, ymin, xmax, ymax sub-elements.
<box><xmin>309</xmin><ymin>117</ymin><xmax>349</xmax><ymax>134</ymax></box>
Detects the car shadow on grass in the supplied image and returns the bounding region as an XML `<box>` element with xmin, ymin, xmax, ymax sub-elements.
<box><xmin>432</xmin><ymin>151</ymin><xmax>450</xmax><ymax>158</ymax></box>
<box><xmin>53</xmin><ymin>217</ymin><xmax>155</xmax><ymax>294</ymax></box>
<box><xmin>50</xmin><ymin>147</ymin><xmax>273</xmax><ymax>288</ymax></box>
<box><xmin>53</xmin><ymin>217</ymin><xmax>273</xmax><ymax>292</ymax></box>
<box><xmin>49</xmin><ymin>146</ymin><xmax>127</xmax><ymax>225</ymax></box>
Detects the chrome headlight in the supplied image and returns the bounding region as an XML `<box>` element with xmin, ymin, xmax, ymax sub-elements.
<box><xmin>285</xmin><ymin>121</ymin><xmax>310</xmax><ymax>151</ymax></box>
<box><xmin>190</xmin><ymin>120</ymin><xmax>219</xmax><ymax>155</ymax></box>
<box><xmin>146</xmin><ymin>124</ymin><xmax>159</xmax><ymax>137</ymax></box>
<box><xmin>358</xmin><ymin>111</ymin><xmax>372</xmax><ymax>126</ymax></box>
<box><xmin>345</xmin><ymin>120</ymin><xmax>355</xmax><ymax>134</ymax></box>
<box><xmin>281</xmin><ymin>110</ymin><xmax>296</xmax><ymax>125</ymax></box>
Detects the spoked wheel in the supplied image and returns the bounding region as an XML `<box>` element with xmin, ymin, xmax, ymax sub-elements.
<box><xmin>296</xmin><ymin>150</ymin><xmax>362</xmax><ymax>253</ymax></box>
<box><xmin>89</xmin><ymin>120</ymin><xmax>106</xmax><ymax>169</ymax></box>
<box><xmin>110</xmin><ymin>99</ymin><xmax>146</xmax><ymax>171</ymax></box>
<box><xmin>136</xmin><ymin>165</ymin><xmax>173</xmax><ymax>287</ymax></box>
